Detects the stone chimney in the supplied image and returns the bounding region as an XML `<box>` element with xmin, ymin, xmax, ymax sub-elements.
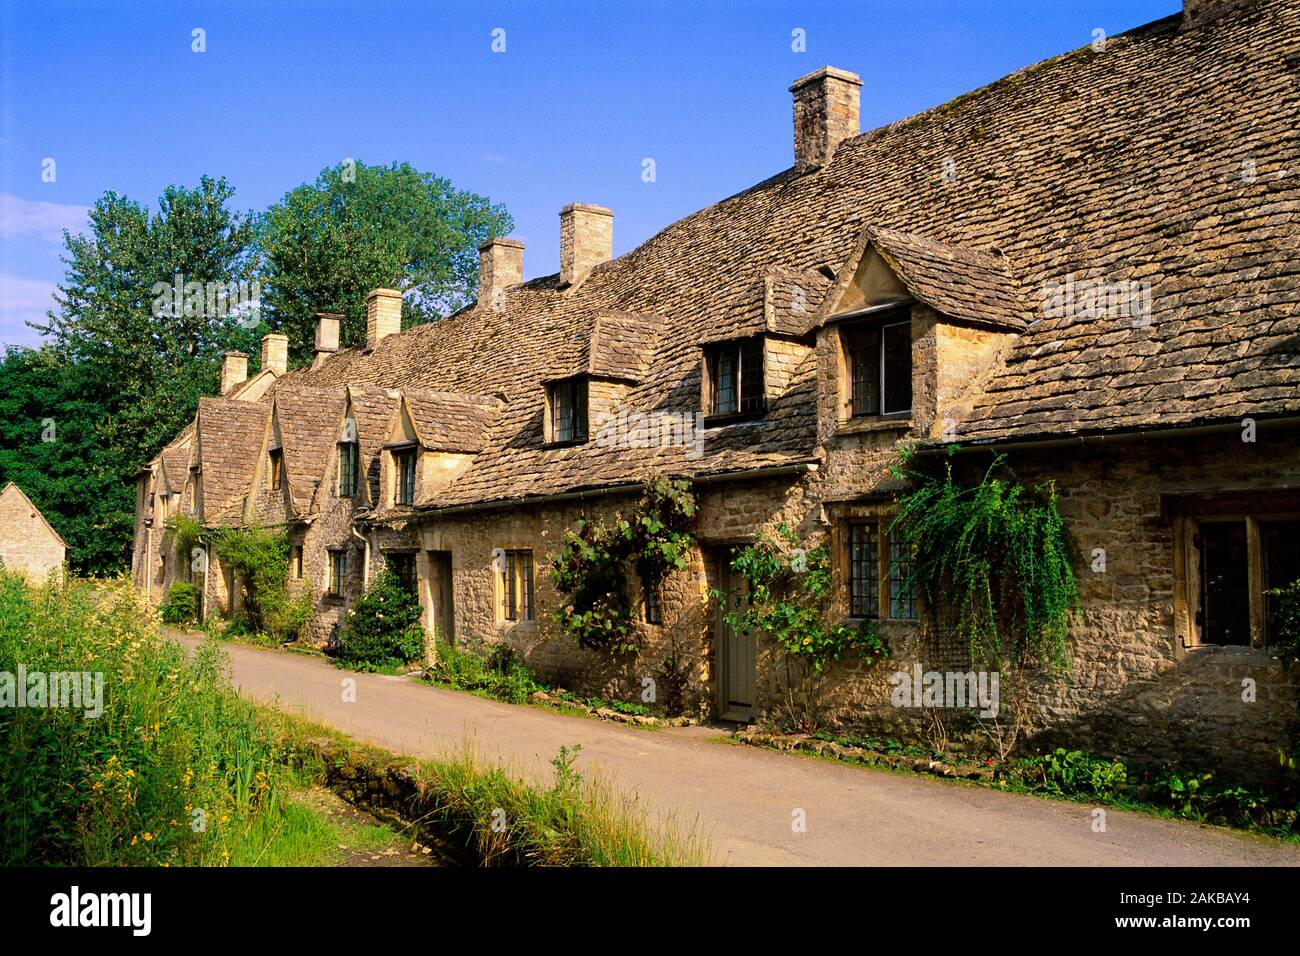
<box><xmin>260</xmin><ymin>333</ymin><xmax>288</xmax><ymax>376</ymax></box>
<box><xmin>313</xmin><ymin>313</ymin><xmax>341</xmax><ymax>368</ymax></box>
<box><xmin>479</xmin><ymin>237</ymin><xmax>524</xmax><ymax>311</ymax></box>
<box><xmin>559</xmin><ymin>203</ymin><xmax>613</xmax><ymax>287</ymax></box>
<box><xmin>220</xmin><ymin>352</ymin><xmax>248</xmax><ymax>394</ymax></box>
<box><xmin>790</xmin><ymin>66</ymin><xmax>862</xmax><ymax>170</ymax></box>
<box><xmin>366</xmin><ymin>289</ymin><xmax>402</xmax><ymax>350</ymax></box>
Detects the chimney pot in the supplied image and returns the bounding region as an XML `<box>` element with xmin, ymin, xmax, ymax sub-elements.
<box><xmin>220</xmin><ymin>352</ymin><xmax>248</xmax><ymax>394</ymax></box>
<box><xmin>260</xmin><ymin>333</ymin><xmax>288</xmax><ymax>376</ymax></box>
<box><xmin>790</xmin><ymin>66</ymin><xmax>862</xmax><ymax>170</ymax></box>
<box><xmin>366</xmin><ymin>289</ymin><xmax>402</xmax><ymax>349</ymax></box>
<box><xmin>559</xmin><ymin>203</ymin><xmax>613</xmax><ymax>287</ymax></box>
<box><xmin>478</xmin><ymin>238</ymin><xmax>524</xmax><ymax>312</ymax></box>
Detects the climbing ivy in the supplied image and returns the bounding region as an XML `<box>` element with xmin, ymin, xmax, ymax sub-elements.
<box><xmin>209</xmin><ymin>524</ymin><xmax>312</xmax><ymax>642</ymax></box>
<box><xmin>550</xmin><ymin>478</ymin><xmax>697</xmax><ymax>654</ymax></box>
<box><xmin>889</xmin><ymin>450</ymin><xmax>1078</xmax><ymax>674</ymax></box>
<box><xmin>717</xmin><ymin>525</ymin><xmax>888</xmax><ymax>731</ymax></box>
<box><xmin>165</xmin><ymin>513</ymin><xmax>203</xmax><ymax>562</ymax></box>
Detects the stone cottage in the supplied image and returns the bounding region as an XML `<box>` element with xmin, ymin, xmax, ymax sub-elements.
<box><xmin>0</xmin><ymin>483</ymin><xmax>66</xmax><ymax>581</ymax></box>
<box><xmin>133</xmin><ymin>0</ymin><xmax>1300</xmax><ymax>776</ymax></box>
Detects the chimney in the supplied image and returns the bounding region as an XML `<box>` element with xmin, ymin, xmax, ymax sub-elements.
<box><xmin>313</xmin><ymin>312</ymin><xmax>341</xmax><ymax>368</ymax></box>
<box><xmin>790</xmin><ymin>66</ymin><xmax>862</xmax><ymax>170</ymax></box>
<box><xmin>478</xmin><ymin>237</ymin><xmax>524</xmax><ymax>311</ymax></box>
<box><xmin>260</xmin><ymin>333</ymin><xmax>288</xmax><ymax>376</ymax></box>
<box><xmin>220</xmin><ymin>352</ymin><xmax>248</xmax><ymax>394</ymax></box>
<box><xmin>366</xmin><ymin>289</ymin><xmax>402</xmax><ymax>350</ymax></box>
<box><xmin>559</xmin><ymin>203</ymin><xmax>613</xmax><ymax>287</ymax></box>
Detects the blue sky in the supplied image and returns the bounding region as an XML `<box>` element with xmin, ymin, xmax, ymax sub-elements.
<box><xmin>0</xmin><ymin>0</ymin><xmax>1179</xmax><ymax>348</ymax></box>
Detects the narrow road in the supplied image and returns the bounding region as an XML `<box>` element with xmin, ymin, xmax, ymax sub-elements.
<box><xmin>179</xmin><ymin>634</ymin><xmax>1300</xmax><ymax>866</ymax></box>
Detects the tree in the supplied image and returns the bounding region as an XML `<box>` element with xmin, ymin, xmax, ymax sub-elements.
<box><xmin>8</xmin><ymin>177</ymin><xmax>259</xmax><ymax>573</ymax></box>
<box><xmin>257</xmin><ymin>160</ymin><xmax>513</xmax><ymax>358</ymax></box>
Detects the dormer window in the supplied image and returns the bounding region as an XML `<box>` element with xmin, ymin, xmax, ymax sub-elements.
<box><xmin>548</xmin><ymin>377</ymin><xmax>588</xmax><ymax>444</ymax></box>
<box><xmin>705</xmin><ymin>338</ymin><xmax>764</xmax><ymax>421</ymax></box>
<box><xmin>268</xmin><ymin>448</ymin><xmax>284</xmax><ymax>491</ymax></box>
<box><xmin>393</xmin><ymin>447</ymin><xmax>417</xmax><ymax>505</ymax></box>
<box><xmin>338</xmin><ymin>439</ymin><xmax>359</xmax><ymax>498</ymax></box>
<box><xmin>844</xmin><ymin>312</ymin><xmax>911</xmax><ymax>417</ymax></box>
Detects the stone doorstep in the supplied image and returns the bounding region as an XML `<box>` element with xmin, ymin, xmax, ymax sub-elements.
<box><xmin>733</xmin><ymin>728</ymin><xmax>994</xmax><ymax>782</ymax></box>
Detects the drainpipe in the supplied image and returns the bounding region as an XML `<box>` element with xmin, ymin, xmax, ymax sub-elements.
<box><xmin>350</xmin><ymin>525</ymin><xmax>371</xmax><ymax>589</ymax></box>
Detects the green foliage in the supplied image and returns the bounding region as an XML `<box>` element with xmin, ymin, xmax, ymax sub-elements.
<box><xmin>1267</xmin><ymin>577</ymin><xmax>1300</xmax><ymax>668</ymax></box>
<box><xmin>335</xmin><ymin>570</ymin><xmax>424</xmax><ymax>671</ymax></box>
<box><xmin>1</xmin><ymin>177</ymin><xmax>259</xmax><ymax>574</ymax></box>
<box><xmin>551</xmin><ymin>478</ymin><xmax>697</xmax><ymax>654</ymax></box>
<box><xmin>1017</xmin><ymin>748</ymin><xmax>1128</xmax><ymax>797</ymax></box>
<box><xmin>0</xmin><ymin>571</ymin><xmax>296</xmax><ymax>865</ymax></box>
<box><xmin>427</xmin><ymin>639</ymin><xmax>543</xmax><ymax>705</ymax></box>
<box><xmin>718</xmin><ymin>525</ymin><xmax>888</xmax><ymax>731</ymax></box>
<box><xmin>166</xmin><ymin>512</ymin><xmax>203</xmax><ymax>561</ymax></box>
<box><xmin>209</xmin><ymin>525</ymin><xmax>310</xmax><ymax>643</ymax></box>
<box><xmin>258</xmin><ymin>160</ymin><xmax>514</xmax><ymax>359</ymax></box>
<box><xmin>890</xmin><ymin>451</ymin><xmax>1078</xmax><ymax>673</ymax></box>
<box><xmin>159</xmin><ymin>581</ymin><xmax>200</xmax><ymax>625</ymax></box>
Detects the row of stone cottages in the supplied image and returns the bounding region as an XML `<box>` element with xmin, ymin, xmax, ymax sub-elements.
<box><xmin>133</xmin><ymin>0</ymin><xmax>1300</xmax><ymax>776</ymax></box>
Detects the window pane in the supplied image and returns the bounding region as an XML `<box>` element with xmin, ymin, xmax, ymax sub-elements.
<box><xmin>553</xmin><ymin>383</ymin><xmax>574</xmax><ymax>442</ymax></box>
<box><xmin>1199</xmin><ymin>521</ymin><xmax>1250</xmax><ymax>645</ymax></box>
<box><xmin>712</xmin><ymin>348</ymin><xmax>738</xmax><ymax>415</ymax></box>
<box><xmin>882</xmin><ymin>320</ymin><xmax>912</xmax><ymax>414</ymax></box>
<box><xmin>848</xmin><ymin>523</ymin><xmax>879</xmax><ymax>618</ymax></box>
<box><xmin>739</xmin><ymin>339</ymin><xmax>764</xmax><ymax>414</ymax></box>
<box><xmin>1263</xmin><ymin>520</ymin><xmax>1300</xmax><ymax>645</ymax></box>
<box><xmin>848</xmin><ymin>328</ymin><xmax>880</xmax><ymax>417</ymax></box>
<box><xmin>888</xmin><ymin>534</ymin><xmax>916</xmax><ymax>620</ymax></box>
<box><xmin>504</xmin><ymin>551</ymin><xmax>517</xmax><ymax>619</ymax></box>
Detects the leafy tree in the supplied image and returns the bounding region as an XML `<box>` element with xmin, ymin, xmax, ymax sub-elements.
<box><xmin>257</xmin><ymin>160</ymin><xmax>513</xmax><ymax>358</ymax></box>
<box><xmin>4</xmin><ymin>177</ymin><xmax>259</xmax><ymax>573</ymax></box>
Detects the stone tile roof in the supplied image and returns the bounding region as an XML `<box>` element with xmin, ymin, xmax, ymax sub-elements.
<box><xmin>272</xmin><ymin>386</ymin><xmax>348</xmax><ymax>516</ymax></box>
<box><xmin>207</xmin><ymin>2</ymin><xmax>1296</xmax><ymax>502</ymax></box>
<box><xmin>403</xmin><ymin>390</ymin><xmax>502</xmax><ymax>453</ymax></box>
<box><xmin>343</xmin><ymin>385</ymin><xmax>400</xmax><ymax>505</ymax></box>
<box><xmin>160</xmin><ymin>449</ymin><xmax>190</xmax><ymax>496</ymax></box>
<box><xmin>865</xmin><ymin>227</ymin><xmax>1030</xmax><ymax>332</ymax></box>
<box><xmin>196</xmin><ymin>397</ymin><xmax>269</xmax><ymax>527</ymax></box>
<box><xmin>706</xmin><ymin>266</ymin><xmax>833</xmax><ymax>343</ymax></box>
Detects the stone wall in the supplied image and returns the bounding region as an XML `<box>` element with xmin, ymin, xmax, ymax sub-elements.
<box><xmin>0</xmin><ymin>486</ymin><xmax>65</xmax><ymax>580</ymax></box>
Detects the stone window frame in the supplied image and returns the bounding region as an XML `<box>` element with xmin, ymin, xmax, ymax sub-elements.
<box><xmin>338</xmin><ymin>439</ymin><xmax>360</xmax><ymax>498</ymax></box>
<box><xmin>1169</xmin><ymin>493</ymin><xmax>1300</xmax><ymax>650</ymax></box>
<box><xmin>835</xmin><ymin>305</ymin><xmax>913</xmax><ymax>422</ymax></box>
<box><xmin>497</xmin><ymin>548</ymin><xmax>535</xmax><ymax>623</ymax></box>
<box><xmin>327</xmin><ymin>549</ymin><xmax>347</xmax><ymax>598</ymax></box>
<box><xmin>829</xmin><ymin>501</ymin><xmax>918</xmax><ymax>624</ymax></box>
<box><xmin>701</xmin><ymin>336</ymin><xmax>766</xmax><ymax>425</ymax></box>
<box><xmin>641</xmin><ymin>571</ymin><xmax>662</xmax><ymax>625</ymax></box>
<box><xmin>268</xmin><ymin>447</ymin><xmax>284</xmax><ymax>492</ymax></box>
<box><xmin>391</xmin><ymin>445</ymin><xmax>418</xmax><ymax>506</ymax></box>
<box><xmin>545</xmin><ymin>375</ymin><xmax>590</xmax><ymax>446</ymax></box>
<box><xmin>290</xmin><ymin>544</ymin><xmax>303</xmax><ymax>579</ymax></box>
<box><xmin>384</xmin><ymin>549</ymin><xmax>418</xmax><ymax>595</ymax></box>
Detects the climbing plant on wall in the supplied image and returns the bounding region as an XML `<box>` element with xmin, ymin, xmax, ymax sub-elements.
<box><xmin>550</xmin><ymin>477</ymin><xmax>697</xmax><ymax>654</ymax></box>
<box><xmin>889</xmin><ymin>449</ymin><xmax>1078</xmax><ymax>675</ymax></box>
<box><xmin>717</xmin><ymin>524</ymin><xmax>888</xmax><ymax>732</ymax></box>
<box><xmin>209</xmin><ymin>524</ymin><xmax>311</xmax><ymax>642</ymax></box>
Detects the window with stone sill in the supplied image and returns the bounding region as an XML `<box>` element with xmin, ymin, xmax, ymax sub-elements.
<box><xmin>338</xmin><ymin>440</ymin><xmax>359</xmax><ymax>498</ymax></box>
<box><xmin>704</xmin><ymin>338</ymin><xmax>765</xmax><ymax>421</ymax></box>
<box><xmin>393</xmin><ymin>448</ymin><xmax>417</xmax><ymax>506</ymax></box>
<box><xmin>1184</xmin><ymin>514</ymin><xmax>1300</xmax><ymax>648</ymax></box>
<box><xmin>846</xmin><ymin>519</ymin><xmax>916</xmax><ymax>622</ymax></box>
<box><xmin>499</xmin><ymin>549</ymin><xmax>534</xmax><ymax>622</ymax></box>
<box><xmin>268</xmin><ymin>448</ymin><xmax>284</xmax><ymax>491</ymax></box>
<box><xmin>548</xmin><ymin>377</ymin><xmax>589</xmax><ymax>444</ymax></box>
<box><xmin>327</xmin><ymin>550</ymin><xmax>347</xmax><ymax>598</ymax></box>
<box><xmin>841</xmin><ymin>311</ymin><xmax>912</xmax><ymax>419</ymax></box>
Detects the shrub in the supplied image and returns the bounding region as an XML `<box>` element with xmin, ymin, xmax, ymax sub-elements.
<box><xmin>0</xmin><ymin>570</ymin><xmax>292</xmax><ymax>865</ymax></box>
<box><xmin>159</xmin><ymin>581</ymin><xmax>200</xmax><ymax>625</ymax></box>
<box><xmin>209</xmin><ymin>525</ymin><xmax>311</xmax><ymax>643</ymax></box>
<box><xmin>335</xmin><ymin>570</ymin><xmax>424</xmax><ymax>670</ymax></box>
<box><xmin>1017</xmin><ymin>748</ymin><xmax>1127</xmax><ymax>797</ymax></box>
<box><xmin>429</xmin><ymin>639</ymin><xmax>543</xmax><ymax>705</ymax></box>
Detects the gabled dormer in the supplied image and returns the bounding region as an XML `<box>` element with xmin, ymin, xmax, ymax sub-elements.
<box><xmin>380</xmin><ymin>390</ymin><xmax>501</xmax><ymax>509</ymax></box>
<box><xmin>253</xmin><ymin>386</ymin><xmax>347</xmax><ymax>523</ymax></box>
<box><xmin>699</xmin><ymin>266</ymin><xmax>832</xmax><ymax>426</ymax></box>
<box><xmin>543</xmin><ymin>310</ymin><xmax>657</xmax><ymax>446</ymax></box>
<box><xmin>813</xmin><ymin>226</ymin><xmax>1027</xmax><ymax>443</ymax></box>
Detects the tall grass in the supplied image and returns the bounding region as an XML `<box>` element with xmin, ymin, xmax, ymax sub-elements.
<box><xmin>0</xmin><ymin>570</ymin><xmax>292</xmax><ymax>865</ymax></box>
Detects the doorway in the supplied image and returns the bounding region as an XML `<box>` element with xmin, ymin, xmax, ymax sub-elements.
<box><xmin>426</xmin><ymin>550</ymin><xmax>455</xmax><ymax>647</ymax></box>
<box><xmin>712</xmin><ymin>547</ymin><xmax>756</xmax><ymax>721</ymax></box>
